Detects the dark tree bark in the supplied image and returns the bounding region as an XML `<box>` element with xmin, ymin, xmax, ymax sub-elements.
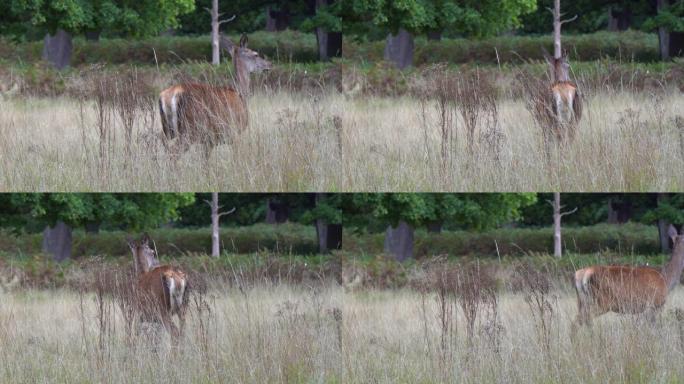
<box><xmin>384</xmin><ymin>28</ymin><xmax>414</xmax><ymax>69</ymax></box>
<box><xmin>657</xmin><ymin>193</ymin><xmax>672</xmax><ymax>253</ymax></box>
<box><xmin>427</xmin><ymin>221</ymin><xmax>443</xmax><ymax>233</ymax></box>
<box><xmin>85</xmin><ymin>222</ymin><xmax>100</xmax><ymax>234</ymax></box>
<box><xmin>658</xmin><ymin>0</ymin><xmax>670</xmax><ymax>60</ymax></box>
<box><xmin>43</xmin><ymin>221</ymin><xmax>72</xmax><ymax>262</ymax></box>
<box><xmin>43</xmin><ymin>29</ymin><xmax>73</xmax><ymax>70</ymax></box>
<box><xmin>669</xmin><ymin>32</ymin><xmax>684</xmax><ymax>57</ymax></box>
<box><xmin>266</xmin><ymin>6</ymin><xmax>290</xmax><ymax>31</ymax></box>
<box><xmin>608</xmin><ymin>8</ymin><xmax>632</xmax><ymax>31</ymax></box>
<box><xmin>85</xmin><ymin>30</ymin><xmax>101</xmax><ymax>41</ymax></box>
<box><xmin>265</xmin><ymin>198</ymin><xmax>289</xmax><ymax>224</ymax></box>
<box><xmin>427</xmin><ymin>30</ymin><xmax>442</xmax><ymax>41</ymax></box>
<box><xmin>313</xmin><ymin>193</ymin><xmax>343</xmax><ymax>253</ymax></box>
<box><xmin>265</xmin><ymin>6</ymin><xmax>277</xmax><ymax>31</ymax></box>
<box><xmin>315</xmin><ymin>0</ymin><xmax>342</xmax><ymax>61</ymax></box>
<box><xmin>607</xmin><ymin>197</ymin><xmax>632</xmax><ymax>224</ymax></box>
<box><xmin>384</xmin><ymin>221</ymin><xmax>414</xmax><ymax>261</ymax></box>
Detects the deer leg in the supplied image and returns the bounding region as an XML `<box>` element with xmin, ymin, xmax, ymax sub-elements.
<box><xmin>161</xmin><ymin>313</ymin><xmax>180</xmax><ymax>346</ymax></box>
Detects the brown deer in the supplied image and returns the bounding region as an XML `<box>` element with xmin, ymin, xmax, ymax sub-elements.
<box><xmin>127</xmin><ymin>234</ymin><xmax>188</xmax><ymax>344</ymax></box>
<box><xmin>158</xmin><ymin>34</ymin><xmax>272</xmax><ymax>152</ymax></box>
<box><xmin>573</xmin><ymin>225</ymin><xmax>684</xmax><ymax>329</ymax></box>
<box><xmin>536</xmin><ymin>51</ymin><xmax>583</xmax><ymax>147</ymax></box>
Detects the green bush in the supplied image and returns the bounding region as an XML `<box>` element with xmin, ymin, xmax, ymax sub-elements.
<box><xmin>4</xmin><ymin>30</ymin><xmax>318</xmax><ymax>66</ymax></box>
<box><xmin>346</xmin><ymin>31</ymin><xmax>659</xmax><ymax>65</ymax></box>
<box><xmin>0</xmin><ymin>222</ymin><xmax>658</xmax><ymax>260</ymax></box>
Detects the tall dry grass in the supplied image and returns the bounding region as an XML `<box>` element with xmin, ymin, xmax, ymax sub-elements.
<box><xmin>1</xmin><ymin>69</ymin><xmax>683</xmax><ymax>191</ymax></box>
<box><xmin>4</xmin><ymin>274</ymin><xmax>684</xmax><ymax>382</ymax></box>
<box><xmin>0</xmin><ymin>280</ymin><xmax>343</xmax><ymax>383</ymax></box>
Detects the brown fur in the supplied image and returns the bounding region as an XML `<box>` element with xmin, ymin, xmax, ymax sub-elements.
<box><xmin>128</xmin><ymin>235</ymin><xmax>188</xmax><ymax>343</ymax></box>
<box><xmin>160</xmin><ymin>83</ymin><xmax>247</xmax><ymax>148</ymax></box>
<box><xmin>573</xmin><ymin>226</ymin><xmax>684</xmax><ymax>328</ymax></box>
<box><xmin>158</xmin><ymin>34</ymin><xmax>270</xmax><ymax>153</ymax></box>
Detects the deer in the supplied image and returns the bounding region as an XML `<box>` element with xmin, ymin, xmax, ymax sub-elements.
<box><xmin>127</xmin><ymin>234</ymin><xmax>188</xmax><ymax>344</ymax></box>
<box><xmin>535</xmin><ymin>51</ymin><xmax>583</xmax><ymax>148</ymax></box>
<box><xmin>158</xmin><ymin>34</ymin><xmax>272</xmax><ymax>154</ymax></box>
<box><xmin>572</xmin><ymin>225</ymin><xmax>684</xmax><ymax>330</ymax></box>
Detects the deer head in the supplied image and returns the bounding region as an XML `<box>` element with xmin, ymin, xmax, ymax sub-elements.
<box><xmin>220</xmin><ymin>34</ymin><xmax>273</xmax><ymax>95</ymax></box>
<box><xmin>543</xmin><ymin>50</ymin><xmax>571</xmax><ymax>83</ymax></box>
<box><xmin>127</xmin><ymin>233</ymin><xmax>160</xmax><ymax>275</ymax></box>
<box><xmin>664</xmin><ymin>225</ymin><xmax>684</xmax><ymax>291</ymax></box>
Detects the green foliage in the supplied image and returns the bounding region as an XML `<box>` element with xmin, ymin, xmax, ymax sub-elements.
<box><xmin>0</xmin><ymin>222</ymin><xmax>661</xmax><ymax>260</ymax></box>
<box><xmin>643</xmin><ymin>2</ymin><xmax>684</xmax><ymax>32</ymax></box>
<box><xmin>6</xmin><ymin>0</ymin><xmax>195</xmax><ymax>36</ymax></box>
<box><xmin>345</xmin><ymin>193</ymin><xmax>536</xmax><ymax>230</ymax></box>
<box><xmin>0</xmin><ymin>193</ymin><xmax>195</xmax><ymax>230</ymax></box>
<box><xmin>347</xmin><ymin>0</ymin><xmax>536</xmax><ymax>36</ymax></box>
<box><xmin>641</xmin><ymin>195</ymin><xmax>684</xmax><ymax>225</ymax></box>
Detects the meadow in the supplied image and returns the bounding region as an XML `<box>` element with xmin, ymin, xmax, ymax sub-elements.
<box><xmin>1</xmin><ymin>62</ymin><xmax>683</xmax><ymax>192</ymax></box>
<box><xmin>3</xmin><ymin>273</ymin><xmax>684</xmax><ymax>383</ymax></box>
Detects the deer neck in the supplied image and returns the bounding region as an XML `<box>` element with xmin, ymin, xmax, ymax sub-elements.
<box><xmin>662</xmin><ymin>239</ymin><xmax>684</xmax><ymax>292</ymax></box>
<box><xmin>234</xmin><ymin>56</ymin><xmax>250</xmax><ymax>97</ymax></box>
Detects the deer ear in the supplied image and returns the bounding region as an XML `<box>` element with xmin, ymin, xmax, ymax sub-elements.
<box><xmin>668</xmin><ymin>224</ymin><xmax>679</xmax><ymax>242</ymax></box>
<box><xmin>126</xmin><ymin>236</ymin><xmax>136</xmax><ymax>251</ymax></box>
<box><xmin>141</xmin><ymin>233</ymin><xmax>150</xmax><ymax>246</ymax></box>
<box><xmin>240</xmin><ymin>34</ymin><xmax>248</xmax><ymax>48</ymax></box>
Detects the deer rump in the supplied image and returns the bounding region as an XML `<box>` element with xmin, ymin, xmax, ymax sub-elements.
<box><xmin>136</xmin><ymin>265</ymin><xmax>188</xmax><ymax>322</ymax></box>
<box><xmin>537</xmin><ymin>81</ymin><xmax>582</xmax><ymax>143</ymax></box>
<box><xmin>575</xmin><ymin>266</ymin><xmax>666</xmax><ymax>315</ymax></box>
<box><xmin>160</xmin><ymin>83</ymin><xmax>248</xmax><ymax>146</ymax></box>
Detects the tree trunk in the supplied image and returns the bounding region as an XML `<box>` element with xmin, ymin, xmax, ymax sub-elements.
<box><xmin>42</xmin><ymin>221</ymin><xmax>72</xmax><ymax>262</ymax></box>
<box><xmin>85</xmin><ymin>222</ymin><xmax>100</xmax><ymax>234</ymax></box>
<box><xmin>210</xmin><ymin>0</ymin><xmax>220</xmax><ymax>65</ymax></box>
<box><xmin>210</xmin><ymin>192</ymin><xmax>220</xmax><ymax>257</ymax></box>
<box><xmin>265</xmin><ymin>6</ymin><xmax>277</xmax><ymax>31</ymax></box>
<box><xmin>313</xmin><ymin>194</ymin><xmax>343</xmax><ymax>253</ymax></box>
<box><xmin>607</xmin><ymin>197</ymin><xmax>619</xmax><ymax>224</ymax></box>
<box><xmin>607</xmin><ymin>6</ymin><xmax>619</xmax><ymax>31</ymax></box>
<box><xmin>552</xmin><ymin>193</ymin><xmax>562</xmax><ymax>258</ymax></box>
<box><xmin>315</xmin><ymin>0</ymin><xmax>342</xmax><ymax>61</ymax></box>
<box><xmin>384</xmin><ymin>221</ymin><xmax>414</xmax><ymax>261</ymax></box>
<box><xmin>42</xmin><ymin>29</ymin><xmax>73</xmax><ymax>70</ymax></box>
<box><xmin>265</xmin><ymin>198</ymin><xmax>289</xmax><ymax>224</ymax></box>
<box><xmin>669</xmin><ymin>32</ymin><xmax>684</xmax><ymax>57</ymax></box>
<box><xmin>427</xmin><ymin>30</ymin><xmax>442</xmax><ymax>41</ymax></box>
<box><xmin>427</xmin><ymin>221</ymin><xmax>443</xmax><ymax>233</ymax></box>
<box><xmin>85</xmin><ymin>30</ymin><xmax>101</xmax><ymax>41</ymax></box>
<box><xmin>658</xmin><ymin>0</ymin><xmax>670</xmax><ymax>61</ymax></box>
<box><xmin>552</xmin><ymin>0</ymin><xmax>562</xmax><ymax>58</ymax></box>
<box><xmin>657</xmin><ymin>193</ymin><xmax>672</xmax><ymax>253</ymax></box>
<box><xmin>384</xmin><ymin>28</ymin><xmax>414</xmax><ymax>69</ymax></box>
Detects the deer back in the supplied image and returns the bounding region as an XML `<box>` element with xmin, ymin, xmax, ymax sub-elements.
<box><xmin>585</xmin><ymin>265</ymin><xmax>667</xmax><ymax>313</ymax></box>
<box><xmin>136</xmin><ymin>265</ymin><xmax>188</xmax><ymax>318</ymax></box>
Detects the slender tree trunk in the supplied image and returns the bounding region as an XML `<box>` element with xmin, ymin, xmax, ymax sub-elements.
<box><xmin>384</xmin><ymin>28</ymin><xmax>414</xmax><ymax>69</ymax></box>
<box><xmin>210</xmin><ymin>0</ymin><xmax>220</xmax><ymax>65</ymax></box>
<box><xmin>658</xmin><ymin>0</ymin><xmax>670</xmax><ymax>61</ymax></box>
<box><xmin>211</xmin><ymin>192</ymin><xmax>220</xmax><ymax>257</ymax></box>
<box><xmin>265</xmin><ymin>198</ymin><xmax>289</xmax><ymax>224</ymax></box>
<box><xmin>607</xmin><ymin>6</ymin><xmax>619</xmax><ymax>31</ymax></box>
<box><xmin>313</xmin><ymin>193</ymin><xmax>343</xmax><ymax>253</ymax></box>
<box><xmin>43</xmin><ymin>221</ymin><xmax>72</xmax><ymax>262</ymax></box>
<box><xmin>384</xmin><ymin>221</ymin><xmax>414</xmax><ymax>261</ymax></box>
<box><xmin>552</xmin><ymin>0</ymin><xmax>562</xmax><ymax>59</ymax></box>
<box><xmin>552</xmin><ymin>193</ymin><xmax>562</xmax><ymax>258</ymax></box>
<box><xmin>43</xmin><ymin>29</ymin><xmax>73</xmax><ymax>69</ymax></box>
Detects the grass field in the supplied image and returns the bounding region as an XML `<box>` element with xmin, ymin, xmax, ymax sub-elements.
<box><xmin>1</xmin><ymin>83</ymin><xmax>683</xmax><ymax>191</ymax></box>
<box><xmin>3</xmin><ymin>277</ymin><xmax>684</xmax><ymax>383</ymax></box>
